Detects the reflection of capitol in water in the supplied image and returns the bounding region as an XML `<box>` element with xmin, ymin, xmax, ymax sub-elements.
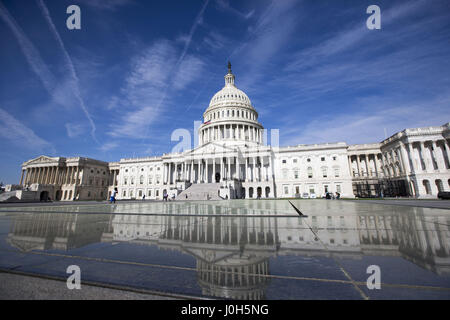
<box><xmin>6</xmin><ymin>202</ymin><xmax>450</xmax><ymax>299</ymax></box>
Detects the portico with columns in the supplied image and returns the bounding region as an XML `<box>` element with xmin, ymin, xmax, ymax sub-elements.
<box><xmin>20</xmin><ymin>156</ymin><xmax>110</xmax><ymax>201</ymax></box>
<box><xmin>380</xmin><ymin>124</ymin><xmax>450</xmax><ymax>198</ymax></box>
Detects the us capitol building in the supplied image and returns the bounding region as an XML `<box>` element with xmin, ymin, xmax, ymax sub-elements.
<box><xmin>10</xmin><ymin>64</ymin><xmax>450</xmax><ymax>202</ymax></box>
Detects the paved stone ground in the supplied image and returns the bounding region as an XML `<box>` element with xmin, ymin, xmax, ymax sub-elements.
<box><xmin>1</xmin><ymin>198</ymin><xmax>449</xmax><ymax>209</ymax></box>
<box><xmin>0</xmin><ymin>272</ymin><xmax>182</xmax><ymax>300</ymax></box>
<box><xmin>345</xmin><ymin>199</ymin><xmax>450</xmax><ymax>209</ymax></box>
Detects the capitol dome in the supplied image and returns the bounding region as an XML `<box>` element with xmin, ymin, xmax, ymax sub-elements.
<box><xmin>199</xmin><ymin>62</ymin><xmax>263</xmax><ymax>147</ymax></box>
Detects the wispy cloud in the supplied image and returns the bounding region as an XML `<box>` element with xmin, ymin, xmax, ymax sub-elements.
<box><xmin>36</xmin><ymin>0</ymin><xmax>98</xmax><ymax>142</ymax></box>
<box><xmin>0</xmin><ymin>1</ymin><xmax>56</xmax><ymax>92</ymax></box>
<box><xmin>65</xmin><ymin>123</ymin><xmax>86</xmax><ymax>138</ymax></box>
<box><xmin>231</xmin><ymin>0</ymin><xmax>300</xmax><ymax>88</ymax></box>
<box><xmin>108</xmin><ymin>0</ymin><xmax>210</xmax><ymax>140</ymax></box>
<box><xmin>284</xmin><ymin>0</ymin><xmax>430</xmax><ymax>72</ymax></box>
<box><xmin>216</xmin><ymin>0</ymin><xmax>254</xmax><ymax>20</ymax></box>
<box><xmin>175</xmin><ymin>0</ymin><xmax>209</xmax><ymax>68</ymax></box>
<box><xmin>0</xmin><ymin>108</ymin><xmax>54</xmax><ymax>152</ymax></box>
<box><xmin>98</xmin><ymin>142</ymin><xmax>119</xmax><ymax>152</ymax></box>
<box><xmin>75</xmin><ymin>0</ymin><xmax>134</xmax><ymax>11</ymax></box>
<box><xmin>0</xmin><ymin>1</ymin><xmax>98</xmax><ymax>142</ymax></box>
<box><xmin>280</xmin><ymin>95</ymin><xmax>450</xmax><ymax>146</ymax></box>
<box><xmin>108</xmin><ymin>40</ymin><xmax>175</xmax><ymax>138</ymax></box>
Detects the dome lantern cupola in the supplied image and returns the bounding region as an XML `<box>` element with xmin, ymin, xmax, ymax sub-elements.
<box><xmin>199</xmin><ymin>63</ymin><xmax>264</xmax><ymax>147</ymax></box>
<box><xmin>224</xmin><ymin>61</ymin><xmax>235</xmax><ymax>87</ymax></box>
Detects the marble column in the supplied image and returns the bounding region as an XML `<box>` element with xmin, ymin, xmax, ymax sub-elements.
<box><xmin>253</xmin><ymin>157</ymin><xmax>257</xmax><ymax>182</ymax></box>
<box><xmin>205</xmin><ymin>159</ymin><xmax>209</xmax><ymax>183</ymax></box>
<box><xmin>245</xmin><ymin>157</ymin><xmax>248</xmax><ymax>182</ymax></box>
<box><xmin>75</xmin><ymin>166</ymin><xmax>79</xmax><ymax>186</ymax></box>
<box><xmin>24</xmin><ymin>169</ymin><xmax>29</xmax><ymax>185</ymax></box>
<box><xmin>432</xmin><ymin>141</ymin><xmax>443</xmax><ymax>170</ymax></box>
<box><xmin>399</xmin><ymin>143</ymin><xmax>411</xmax><ymax>175</ymax></box>
<box><xmin>406</xmin><ymin>144</ymin><xmax>416</xmax><ymax>173</ymax></box>
<box><xmin>356</xmin><ymin>155</ymin><xmax>361</xmax><ymax>177</ymax></box>
<box><xmin>19</xmin><ymin>170</ymin><xmax>24</xmax><ymax>185</ymax></box>
<box><xmin>213</xmin><ymin>158</ymin><xmax>216</xmax><ymax>183</ymax></box>
<box><xmin>444</xmin><ymin>140</ymin><xmax>450</xmax><ymax>169</ymax></box>
<box><xmin>268</xmin><ymin>156</ymin><xmax>273</xmax><ymax>181</ymax></box>
<box><xmin>364</xmin><ymin>154</ymin><xmax>370</xmax><ymax>176</ymax></box>
<box><xmin>419</xmin><ymin>141</ymin><xmax>427</xmax><ymax>171</ymax></box>
<box><xmin>236</xmin><ymin>156</ymin><xmax>240</xmax><ymax>181</ymax></box>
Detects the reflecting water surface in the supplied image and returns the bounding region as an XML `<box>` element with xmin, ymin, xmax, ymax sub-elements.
<box><xmin>0</xmin><ymin>200</ymin><xmax>449</xmax><ymax>299</ymax></box>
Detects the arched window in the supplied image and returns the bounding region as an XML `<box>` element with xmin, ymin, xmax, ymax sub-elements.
<box><xmin>423</xmin><ymin>180</ymin><xmax>431</xmax><ymax>195</ymax></box>
<box><xmin>139</xmin><ymin>175</ymin><xmax>144</xmax><ymax>184</ymax></box>
<box><xmin>307</xmin><ymin>167</ymin><xmax>313</xmax><ymax>178</ymax></box>
<box><xmin>334</xmin><ymin>166</ymin><xmax>340</xmax><ymax>177</ymax></box>
<box><xmin>435</xmin><ymin>179</ymin><xmax>443</xmax><ymax>192</ymax></box>
<box><xmin>321</xmin><ymin>167</ymin><xmax>328</xmax><ymax>178</ymax></box>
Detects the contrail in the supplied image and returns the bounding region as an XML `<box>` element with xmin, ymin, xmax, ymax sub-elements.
<box><xmin>140</xmin><ymin>0</ymin><xmax>209</xmax><ymax>147</ymax></box>
<box><xmin>0</xmin><ymin>1</ymin><xmax>56</xmax><ymax>93</ymax></box>
<box><xmin>175</xmin><ymin>0</ymin><xmax>209</xmax><ymax>68</ymax></box>
<box><xmin>36</xmin><ymin>0</ymin><xmax>98</xmax><ymax>143</ymax></box>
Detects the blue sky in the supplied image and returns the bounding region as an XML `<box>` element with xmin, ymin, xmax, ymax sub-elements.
<box><xmin>1</xmin><ymin>0</ymin><xmax>449</xmax><ymax>184</ymax></box>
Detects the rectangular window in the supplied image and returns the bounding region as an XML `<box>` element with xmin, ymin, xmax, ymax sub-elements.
<box><xmin>284</xmin><ymin>186</ymin><xmax>289</xmax><ymax>195</ymax></box>
<box><xmin>336</xmin><ymin>185</ymin><xmax>341</xmax><ymax>193</ymax></box>
<box><xmin>334</xmin><ymin>168</ymin><xmax>340</xmax><ymax>177</ymax></box>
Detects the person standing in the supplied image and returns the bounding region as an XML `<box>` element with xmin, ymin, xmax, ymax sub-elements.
<box><xmin>110</xmin><ymin>187</ymin><xmax>118</xmax><ymax>204</ymax></box>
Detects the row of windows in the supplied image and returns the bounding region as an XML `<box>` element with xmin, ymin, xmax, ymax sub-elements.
<box><xmin>282</xmin><ymin>167</ymin><xmax>340</xmax><ymax>179</ymax></box>
<box><xmin>124</xmin><ymin>167</ymin><xmax>161</xmax><ymax>173</ymax></box>
<box><xmin>206</xmin><ymin>108</ymin><xmax>256</xmax><ymax>122</ymax></box>
<box><xmin>212</xmin><ymin>93</ymin><xmax>249</xmax><ymax>103</ymax></box>
<box><xmin>283</xmin><ymin>184</ymin><xmax>342</xmax><ymax>195</ymax></box>
<box><xmin>123</xmin><ymin>175</ymin><xmax>162</xmax><ymax>185</ymax></box>
<box><xmin>89</xmin><ymin>168</ymin><xmax>107</xmax><ymax>175</ymax></box>
<box><xmin>281</xmin><ymin>155</ymin><xmax>338</xmax><ymax>164</ymax></box>
<box><xmin>122</xmin><ymin>189</ymin><xmax>161</xmax><ymax>198</ymax></box>
<box><xmin>87</xmin><ymin>178</ymin><xmax>107</xmax><ymax>186</ymax></box>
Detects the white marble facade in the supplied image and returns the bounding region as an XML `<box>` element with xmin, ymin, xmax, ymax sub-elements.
<box><xmin>18</xmin><ymin>65</ymin><xmax>450</xmax><ymax>200</ymax></box>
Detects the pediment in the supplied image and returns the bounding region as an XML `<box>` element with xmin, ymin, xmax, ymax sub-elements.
<box><xmin>26</xmin><ymin>155</ymin><xmax>59</xmax><ymax>165</ymax></box>
<box><xmin>189</xmin><ymin>142</ymin><xmax>238</xmax><ymax>156</ymax></box>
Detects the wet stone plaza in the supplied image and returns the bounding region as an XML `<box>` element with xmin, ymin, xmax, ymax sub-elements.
<box><xmin>0</xmin><ymin>199</ymin><xmax>449</xmax><ymax>300</ymax></box>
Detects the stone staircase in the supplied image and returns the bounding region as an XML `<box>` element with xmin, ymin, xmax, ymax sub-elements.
<box><xmin>0</xmin><ymin>191</ymin><xmax>19</xmax><ymax>202</ymax></box>
<box><xmin>176</xmin><ymin>183</ymin><xmax>223</xmax><ymax>201</ymax></box>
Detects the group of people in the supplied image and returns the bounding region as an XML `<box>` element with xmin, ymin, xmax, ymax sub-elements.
<box><xmin>325</xmin><ymin>192</ymin><xmax>340</xmax><ymax>200</ymax></box>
